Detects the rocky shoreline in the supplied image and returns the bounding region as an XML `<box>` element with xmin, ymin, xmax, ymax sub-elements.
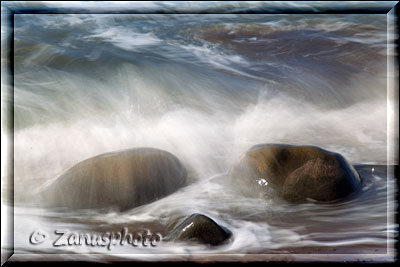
<box><xmin>37</xmin><ymin>144</ymin><xmax>365</xmax><ymax>246</ymax></box>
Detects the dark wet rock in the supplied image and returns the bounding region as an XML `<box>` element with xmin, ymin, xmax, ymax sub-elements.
<box><xmin>40</xmin><ymin>147</ymin><xmax>187</xmax><ymax>210</ymax></box>
<box><xmin>229</xmin><ymin>144</ymin><xmax>362</xmax><ymax>202</ymax></box>
<box><xmin>168</xmin><ymin>213</ymin><xmax>232</xmax><ymax>246</ymax></box>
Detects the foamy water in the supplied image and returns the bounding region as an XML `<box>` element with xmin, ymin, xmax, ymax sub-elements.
<box><xmin>2</xmin><ymin>1</ymin><xmax>398</xmax><ymax>263</ymax></box>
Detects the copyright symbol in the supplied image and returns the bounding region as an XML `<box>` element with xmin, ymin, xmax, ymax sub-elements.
<box><xmin>30</xmin><ymin>230</ymin><xmax>48</xmax><ymax>245</ymax></box>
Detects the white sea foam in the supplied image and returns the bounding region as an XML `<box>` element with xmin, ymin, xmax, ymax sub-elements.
<box><xmin>87</xmin><ymin>27</ymin><xmax>161</xmax><ymax>51</ymax></box>
<box><xmin>12</xmin><ymin>60</ymin><xmax>389</xmax><ymax>204</ymax></box>
<box><xmin>178</xmin><ymin>43</ymin><xmax>267</xmax><ymax>81</ymax></box>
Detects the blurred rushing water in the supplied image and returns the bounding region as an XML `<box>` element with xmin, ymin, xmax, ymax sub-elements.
<box><xmin>2</xmin><ymin>1</ymin><xmax>397</xmax><ymax>262</ymax></box>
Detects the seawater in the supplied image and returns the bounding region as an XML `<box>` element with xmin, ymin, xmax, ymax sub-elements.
<box><xmin>2</xmin><ymin>3</ymin><xmax>397</xmax><ymax>262</ymax></box>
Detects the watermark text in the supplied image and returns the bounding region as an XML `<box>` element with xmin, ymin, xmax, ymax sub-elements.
<box><xmin>30</xmin><ymin>227</ymin><xmax>162</xmax><ymax>250</ymax></box>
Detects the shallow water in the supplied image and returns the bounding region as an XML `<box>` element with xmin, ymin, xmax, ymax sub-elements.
<box><xmin>7</xmin><ymin>165</ymin><xmax>397</xmax><ymax>262</ymax></box>
<box><xmin>2</xmin><ymin>1</ymin><xmax>398</xmax><ymax>262</ymax></box>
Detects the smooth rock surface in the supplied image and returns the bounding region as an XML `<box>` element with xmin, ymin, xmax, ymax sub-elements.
<box><xmin>229</xmin><ymin>144</ymin><xmax>362</xmax><ymax>202</ymax></box>
<box><xmin>40</xmin><ymin>147</ymin><xmax>187</xmax><ymax>210</ymax></box>
<box><xmin>168</xmin><ymin>213</ymin><xmax>232</xmax><ymax>246</ymax></box>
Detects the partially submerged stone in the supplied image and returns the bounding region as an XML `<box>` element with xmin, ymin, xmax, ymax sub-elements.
<box><xmin>40</xmin><ymin>147</ymin><xmax>187</xmax><ymax>210</ymax></box>
<box><xmin>168</xmin><ymin>213</ymin><xmax>232</xmax><ymax>246</ymax></box>
<box><xmin>229</xmin><ymin>144</ymin><xmax>362</xmax><ymax>202</ymax></box>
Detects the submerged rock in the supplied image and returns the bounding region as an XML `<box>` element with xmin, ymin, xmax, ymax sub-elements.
<box><xmin>40</xmin><ymin>147</ymin><xmax>187</xmax><ymax>210</ymax></box>
<box><xmin>168</xmin><ymin>213</ymin><xmax>232</xmax><ymax>246</ymax></box>
<box><xmin>229</xmin><ymin>144</ymin><xmax>362</xmax><ymax>202</ymax></box>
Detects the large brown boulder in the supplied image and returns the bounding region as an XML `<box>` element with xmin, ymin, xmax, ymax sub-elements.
<box><xmin>229</xmin><ymin>144</ymin><xmax>362</xmax><ymax>202</ymax></box>
<box><xmin>40</xmin><ymin>147</ymin><xmax>187</xmax><ymax>210</ymax></box>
